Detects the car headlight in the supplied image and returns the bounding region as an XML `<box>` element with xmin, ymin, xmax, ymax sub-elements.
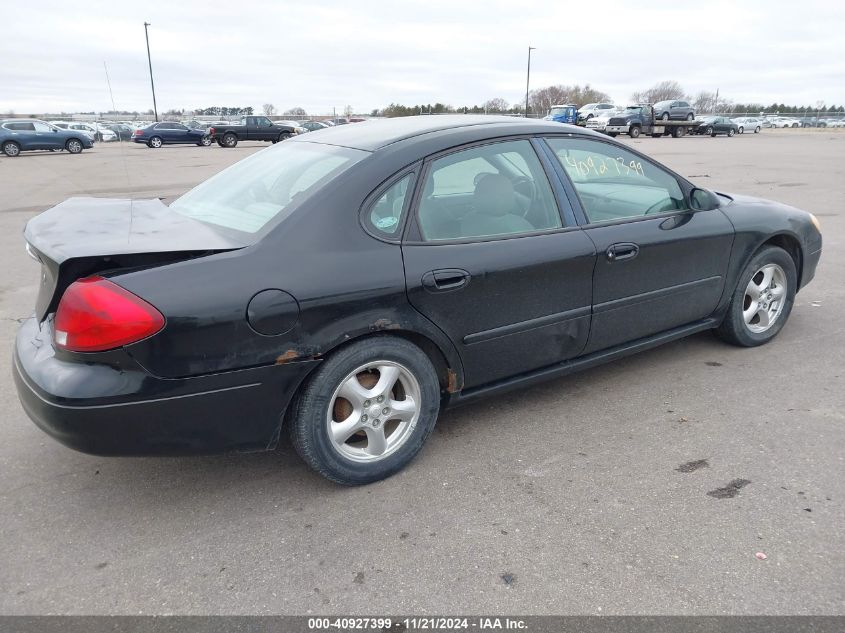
<box><xmin>809</xmin><ymin>213</ymin><xmax>821</xmax><ymax>233</ymax></box>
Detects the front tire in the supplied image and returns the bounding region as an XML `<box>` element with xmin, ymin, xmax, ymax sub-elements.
<box><xmin>715</xmin><ymin>246</ymin><xmax>797</xmax><ymax>347</ymax></box>
<box><xmin>288</xmin><ymin>336</ymin><xmax>440</xmax><ymax>485</ymax></box>
<box><xmin>738</xmin><ymin>126</ymin><xmax>744</xmax><ymax>134</ymax></box>
<box><xmin>705</xmin><ymin>126</ymin><xmax>714</xmax><ymax>136</ymax></box>
<box><xmin>661</xmin><ymin>112</ymin><xmax>670</xmax><ymax>121</ymax></box>
<box><xmin>728</xmin><ymin>128</ymin><xmax>736</xmax><ymax>137</ymax></box>
<box><xmin>2</xmin><ymin>141</ymin><xmax>21</xmax><ymax>157</ymax></box>
<box><xmin>199</xmin><ymin>135</ymin><xmax>212</xmax><ymax>146</ymax></box>
<box><xmin>754</xmin><ymin>126</ymin><xmax>761</xmax><ymax>133</ymax></box>
<box><xmin>629</xmin><ymin>126</ymin><xmax>641</xmax><ymax>138</ymax></box>
<box><xmin>278</xmin><ymin>132</ymin><xmax>291</xmax><ymax>143</ymax></box>
<box><xmin>65</xmin><ymin>139</ymin><xmax>83</xmax><ymax>154</ymax></box>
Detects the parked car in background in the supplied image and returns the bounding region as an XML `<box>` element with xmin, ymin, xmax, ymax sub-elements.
<box><xmin>731</xmin><ymin>117</ymin><xmax>763</xmax><ymax>134</ymax></box>
<box><xmin>182</xmin><ymin>120</ymin><xmax>210</xmax><ymax>131</ymax></box>
<box><xmin>211</xmin><ymin>116</ymin><xmax>298</xmax><ymax>148</ymax></box>
<box><xmin>1</xmin><ymin>119</ymin><xmax>93</xmax><ymax>156</ymax></box>
<box><xmin>50</xmin><ymin>121</ymin><xmax>95</xmax><ymax>142</ymax></box>
<box><xmin>766</xmin><ymin>117</ymin><xmax>800</xmax><ymax>128</ymax></box>
<box><xmin>132</xmin><ymin>121</ymin><xmax>213</xmax><ymax>148</ymax></box>
<box><xmin>13</xmin><ymin>116</ymin><xmax>822</xmax><ymax>484</ymax></box>
<box><xmin>695</xmin><ymin>116</ymin><xmax>739</xmax><ymax>136</ymax></box>
<box><xmin>298</xmin><ymin>120</ymin><xmax>330</xmax><ymax>132</ymax></box>
<box><xmin>106</xmin><ymin>124</ymin><xmax>135</xmax><ymax>141</ymax></box>
<box><xmin>653</xmin><ymin>100</ymin><xmax>695</xmax><ymax>121</ymax></box>
<box><xmin>276</xmin><ymin>120</ymin><xmax>309</xmax><ymax>134</ymax></box>
<box><xmin>584</xmin><ymin>107</ymin><xmax>622</xmax><ymax>133</ymax></box>
<box><xmin>544</xmin><ymin>104</ymin><xmax>578</xmax><ymax>125</ymax></box>
<box><xmin>577</xmin><ymin>103</ymin><xmax>615</xmax><ymax>121</ymax></box>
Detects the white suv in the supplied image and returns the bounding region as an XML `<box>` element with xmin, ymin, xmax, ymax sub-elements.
<box><xmin>577</xmin><ymin>103</ymin><xmax>615</xmax><ymax>121</ymax></box>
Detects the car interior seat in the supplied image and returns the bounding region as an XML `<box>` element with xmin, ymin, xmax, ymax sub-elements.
<box><xmin>461</xmin><ymin>174</ymin><xmax>535</xmax><ymax>238</ymax></box>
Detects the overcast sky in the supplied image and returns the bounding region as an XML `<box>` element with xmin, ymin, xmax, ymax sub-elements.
<box><xmin>3</xmin><ymin>0</ymin><xmax>843</xmax><ymax>115</ymax></box>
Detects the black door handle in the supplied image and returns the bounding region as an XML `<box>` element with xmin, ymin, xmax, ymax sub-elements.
<box><xmin>606</xmin><ymin>242</ymin><xmax>639</xmax><ymax>262</ymax></box>
<box><xmin>422</xmin><ymin>269</ymin><xmax>470</xmax><ymax>292</ymax></box>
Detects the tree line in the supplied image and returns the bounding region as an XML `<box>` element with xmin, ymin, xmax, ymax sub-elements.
<box><xmin>369</xmin><ymin>81</ymin><xmax>843</xmax><ymax>118</ymax></box>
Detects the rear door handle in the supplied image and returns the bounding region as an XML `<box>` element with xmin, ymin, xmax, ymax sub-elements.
<box><xmin>606</xmin><ymin>242</ymin><xmax>639</xmax><ymax>262</ymax></box>
<box><xmin>422</xmin><ymin>269</ymin><xmax>470</xmax><ymax>292</ymax></box>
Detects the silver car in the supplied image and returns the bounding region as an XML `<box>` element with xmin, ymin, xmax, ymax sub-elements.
<box><xmin>732</xmin><ymin>117</ymin><xmax>763</xmax><ymax>134</ymax></box>
<box><xmin>653</xmin><ymin>100</ymin><xmax>695</xmax><ymax>121</ymax></box>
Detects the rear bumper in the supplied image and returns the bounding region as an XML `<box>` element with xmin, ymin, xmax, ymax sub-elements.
<box><xmin>13</xmin><ymin>317</ymin><xmax>318</xmax><ymax>456</ymax></box>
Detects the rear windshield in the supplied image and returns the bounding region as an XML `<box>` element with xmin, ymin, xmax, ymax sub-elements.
<box><xmin>170</xmin><ymin>142</ymin><xmax>367</xmax><ymax>234</ymax></box>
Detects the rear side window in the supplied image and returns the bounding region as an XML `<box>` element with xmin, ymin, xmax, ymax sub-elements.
<box><xmin>364</xmin><ymin>173</ymin><xmax>415</xmax><ymax>237</ymax></box>
<box><xmin>5</xmin><ymin>122</ymin><xmax>35</xmax><ymax>131</ymax></box>
<box><xmin>547</xmin><ymin>137</ymin><xmax>686</xmax><ymax>223</ymax></box>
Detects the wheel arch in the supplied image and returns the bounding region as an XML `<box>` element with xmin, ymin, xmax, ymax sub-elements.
<box><xmin>757</xmin><ymin>233</ymin><xmax>803</xmax><ymax>289</ymax></box>
<box><xmin>269</xmin><ymin>326</ymin><xmax>464</xmax><ymax>449</ymax></box>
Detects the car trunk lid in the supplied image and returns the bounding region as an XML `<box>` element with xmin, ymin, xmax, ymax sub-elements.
<box><xmin>25</xmin><ymin>197</ymin><xmax>246</xmax><ymax>321</ymax></box>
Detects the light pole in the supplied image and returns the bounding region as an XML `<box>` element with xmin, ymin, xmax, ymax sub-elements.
<box><xmin>525</xmin><ymin>46</ymin><xmax>535</xmax><ymax>117</ymax></box>
<box><xmin>143</xmin><ymin>22</ymin><xmax>159</xmax><ymax>122</ymax></box>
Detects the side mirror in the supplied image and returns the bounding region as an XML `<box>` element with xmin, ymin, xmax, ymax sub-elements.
<box><xmin>690</xmin><ymin>188</ymin><xmax>720</xmax><ymax>211</ymax></box>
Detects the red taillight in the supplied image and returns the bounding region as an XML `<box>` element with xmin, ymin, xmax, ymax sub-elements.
<box><xmin>133</xmin><ymin>129</ymin><xmax>141</xmax><ymax>136</ymax></box>
<box><xmin>54</xmin><ymin>276</ymin><xmax>165</xmax><ymax>352</ymax></box>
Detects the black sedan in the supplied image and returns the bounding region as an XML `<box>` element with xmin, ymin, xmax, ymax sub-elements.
<box><xmin>132</xmin><ymin>121</ymin><xmax>212</xmax><ymax>148</ymax></box>
<box><xmin>14</xmin><ymin>117</ymin><xmax>822</xmax><ymax>484</ymax></box>
<box><xmin>696</xmin><ymin>116</ymin><xmax>740</xmax><ymax>137</ymax></box>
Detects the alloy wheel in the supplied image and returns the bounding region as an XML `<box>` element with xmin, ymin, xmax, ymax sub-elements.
<box><xmin>743</xmin><ymin>264</ymin><xmax>787</xmax><ymax>333</ymax></box>
<box><xmin>326</xmin><ymin>361</ymin><xmax>421</xmax><ymax>463</ymax></box>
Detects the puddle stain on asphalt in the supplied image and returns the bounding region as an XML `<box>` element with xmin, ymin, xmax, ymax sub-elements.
<box><xmin>705</xmin><ymin>361</ymin><xmax>723</xmax><ymax>367</ymax></box>
<box><xmin>708</xmin><ymin>479</ymin><xmax>752</xmax><ymax>499</ymax></box>
<box><xmin>676</xmin><ymin>459</ymin><xmax>709</xmax><ymax>473</ymax></box>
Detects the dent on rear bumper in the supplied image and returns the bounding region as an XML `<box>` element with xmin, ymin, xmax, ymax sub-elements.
<box><xmin>13</xmin><ymin>317</ymin><xmax>318</xmax><ymax>456</ymax></box>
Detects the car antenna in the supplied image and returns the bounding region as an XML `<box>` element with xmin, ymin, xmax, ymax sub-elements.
<box><xmin>104</xmin><ymin>61</ymin><xmax>134</xmax><ymax>242</ymax></box>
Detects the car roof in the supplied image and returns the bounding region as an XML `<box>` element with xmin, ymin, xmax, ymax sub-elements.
<box><xmin>288</xmin><ymin>115</ymin><xmax>589</xmax><ymax>151</ymax></box>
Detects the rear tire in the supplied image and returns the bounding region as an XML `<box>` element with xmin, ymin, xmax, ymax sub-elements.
<box><xmin>2</xmin><ymin>141</ymin><xmax>21</xmax><ymax>157</ymax></box>
<box><xmin>288</xmin><ymin>336</ymin><xmax>440</xmax><ymax>485</ymax></box>
<box><xmin>686</xmin><ymin>113</ymin><xmax>694</xmax><ymax>121</ymax></box>
<box><xmin>222</xmin><ymin>133</ymin><xmax>238</xmax><ymax>148</ymax></box>
<box><xmin>148</xmin><ymin>136</ymin><xmax>163</xmax><ymax>149</ymax></box>
<box><xmin>715</xmin><ymin>246</ymin><xmax>796</xmax><ymax>347</ymax></box>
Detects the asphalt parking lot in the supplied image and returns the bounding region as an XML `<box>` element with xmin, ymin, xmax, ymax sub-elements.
<box><xmin>0</xmin><ymin>130</ymin><xmax>842</xmax><ymax>615</ymax></box>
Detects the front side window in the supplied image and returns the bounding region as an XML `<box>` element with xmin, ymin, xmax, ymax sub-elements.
<box><xmin>417</xmin><ymin>139</ymin><xmax>562</xmax><ymax>241</ymax></box>
<box><xmin>33</xmin><ymin>122</ymin><xmax>53</xmax><ymax>132</ymax></box>
<box><xmin>170</xmin><ymin>142</ymin><xmax>367</xmax><ymax>234</ymax></box>
<box><xmin>364</xmin><ymin>173</ymin><xmax>414</xmax><ymax>237</ymax></box>
<box><xmin>547</xmin><ymin>137</ymin><xmax>685</xmax><ymax>223</ymax></box>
